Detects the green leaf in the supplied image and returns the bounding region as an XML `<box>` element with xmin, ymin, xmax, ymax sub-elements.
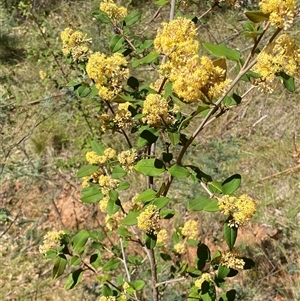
<box><xmin>124</xmin><ymin>11</ymin><xmax>141</xmax><ymax>26</ymax></box>
<box><xmin>102</xmin><ymin>283</ymin><xmax>112</xmax><ymax>296</ymax></box>
<box><xmin>222</xmin><ymin>174</ymin><xmax>241</xmax><ymax>195</ymax></box>
<box><xmin>118</xmin><ymin>181</ymin><xmax>130</xmax><ymax>190</ymax></box>
<box><xmin>138</xmin><ymin>128</ymin><xmax>158</xmax><ymax>147</ymax></box>
<box><xmin>92</xmin><ymin>11</ymin><xmax>111</xmax><ymax>23</ymax></box>
<box><xmin>121</xmin><ymin>211</ymin><xmax>140</xmax><ymax>225</ymax></box>
<box><xmin>107</xmin><ymin>192</ymin><xmax>120</xmax><ymax>215</ymax></box>
<box><xmin>217</xmin><ymin>265</ymin><xmax>231</xmax><ymax>279</ymax></box>
<box><xmin>187</xmin><ymin>267</ymin><xmax>202</xmax><ymax>277</ymax></box>
<box><xmin>91</xmin><ymin>140</ymin><xmax>104</xmax><ymax>155</ymax></box>
<box><xmin>90</xmin><ymin>252</ymin><xmax>101</xmax><ymax>269</ymax></box>
<box><xmin>135</xmin><ymin>189</ymin><xmax>157</xmax><ymax>202</ymax></box>
<box><xmin>81</xmin><ymin>187</ymin><xmax>104</xmax><ymax>203</ymax></box>
<box><xmin>160</xmin><ymin>209</ymin><xmax>175</xmax><ymax>219</ymax></box>
<box><xmin>52</xmin><ymin>254</ymin><xmax>67</xmax><ymax>279</ymax></box>
<box><xmin>208</xmin><ymin>181</ymin><xmax>222</xmax><ymax>194</ymax></box>
<box><xmin>188</xmin><ymin>195</ymin><xmax>212</xmax><ymax>211</ymax></box>
<box><xmin>241</xmin><ymin>257</ymin><xmax>255</xmax><ymax>270</ymax></box>
<box><xmin>153</xmin><ymin>197</ymin><xmax>169</xmax><ymax>209</ymax></box>
<box><xmin>65</xmin><ymin>268</ymin><xmax>84</xmax><ymax>290</ymax></box>
<box><xmin>102</xmin><ymin>258</ymin><xmax>120</xmax><ymax>271</ymax></box>
<box><xmin>197</xmin><ymin>243</ymin><xmax>211</xmax><ymax>271</ymax></box>
<box><xmin>132</xmin><ymin>280</ymin><xmax>146</xmax><ymax>291</ymax></box>
<box><xmin>134</xmin><ymin>159</ymin><xmax>165</xmax><ymax>176</ymax></box>
<box><xmin>168</xmin><ymin>131</ymin><xmax>180</xmax><ymax>146</ymax></box>
<box><xmin>110</xmin><ymin>35</ymin><xmax>125</xmax><ymax>53</ymax></box>
<box><xmin>76</xmin><ymin>85</ymin><xmax>90</xmax><ymax>98</ymax></box>
<box><xmin>111</xmin><ymin>165</ymin><xmax>127</xmax><ymax>179</ymax></box>
<box><xmin>245</xmin><ymin>11</ymin><xmax>270</xmax><ymax>23</ymax></box>
<box><xmin>132</xmin><ymin>51</ymin><xmax>159</xmax><ymax>67</ymax></box>
<box><xmin>277</xmin><ymin>71</ymin><xmax>295</xmax><ymax>92</ymax></box>
<box><xmin>72</xmin><ymin>229</ymin><xmax>90</xmax><ymax>255</ymax></box>
<box><xmin>162</xmin><ymin>152</ymin><xmax>173</xmax><ymax>163</ymax></box>
<box><xmin>202</xmin><ymin>42</ymin><xmax>240</xmax><ymax>61</ymax></box>
<box><xmin>127</xmin><ymin>76</ymin><xmax>139</xmax><ymax>90</ymax></box>
<box><xmin>76</xmin><ymin>165</ymin><xmax>99</xmax><ymax>178</ymax></box>
<box><xmin>117</xmin><ymin>226</ymin><xmax>132</xmax><ymax>238</ymax></box>
<box><xmin>168</xmin><ymin>164</ymin><xmax>190</xmax><ymax>179</ymax></box>
<box><xmin>145</xmin><ymin>233</ymin><xmax>157</xmax><ymax>249</ymax></box>
<box><xmin>219</xmin><ymin>289</ymin><xmax>236</xmax><ymax>301</ymax></box>
<box><xmin>203</xmin><ymin>199</ymin><xmax>219</xmax><ymax>212</ymax></box>
<box><xmin>156</xmin><ymin>0</ymin><xmax>169</xmax><ymax>5</ymax></box>
<box><xmin>70</xmin><ymin>256</ymin><xmax>82</xmax><ymax>266</ymax></box>
<box><xmin>223</xmin><ymin>222</ymin><xmax>238</xmax><ymax>250</ymax></box>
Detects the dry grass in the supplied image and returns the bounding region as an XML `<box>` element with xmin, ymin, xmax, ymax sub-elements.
<box><xmin>1</xmin><ymin>1</ymin><xmax>300</xmax><ymax>300</ymax></box>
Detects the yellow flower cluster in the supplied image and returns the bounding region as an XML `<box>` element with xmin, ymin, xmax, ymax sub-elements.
<box><xmin>182</xmin><ymin>220</ymin><xmax>199</xmax><ymax>240</ymax></box>
<box><xmin>99</xmin><ymin>174</ymin><xmax>119</xmax><ymax>195</ymax></box>
<box><xmin>39</xmin><ymin>70</ymin><xmax>47</xmax><ymax>80</ymax></box>
<box><xmin>174</xmin><ymin>242</ymin><xmax>186</xmax><ymax>254</ymax></box>
<box><xmin>60</xmin><ymin>27</ymin><xmax>91</xmax><ymax>62</ymax></box>
<box><xmin>157</xmin><ymin>229</ymin><xmax>168</xmax><ymax>244</ymax></box>
<box><xmin>220</xmin><ymin>251</ymin><xmax>245</xmax><ymax>270</ymax></box>
<box><xmin>142</xmin><ymin>93</ymin><xmax>174</xmax><ymax>126</ymax></box>
<box><xmin>114</xmin><ymin>102</ymin><xmax>133</xmax><ymax>129</ymax></box>
<box><xmin>100</xmin><ymin>0</ymin><xmax>127</xmax><ymax>21</ymax></box>
<box><xmin>218</xmin><ymin>194</ymin><xmax>256</xmax><ymax>227</ymax></box>
<box><xmin>39</xmin><ymin>230</ymin><xmax>65</xmax><ymax>254</ymax></box>
<box><xmin>194</xmin><ymin>273</ymin><xmax>212</xmax><ymax>289</ymax></box>
<box><xmin>154</xmin><ymin>17</ymin><xmax>230</xmax><ymax>103</ymax></box>
<box><xmin>86</xmin><ymin>52</ymin><xmax>129</xmax><ymax>101</ymax></box>
<box><xmin>86</xmin><ymin>148</ymin><xmax>116</xmax><ymax>165</ymax></box>
<box><xmin>137</xmin><ymin>205</ymin><xmax>160</xmax><ymax>234</ymax></box>
<box><xmin>254</xmin><ymin>34</ymin><xmax>300</xmax><ymax>88</ymax></box>
<box><xmin>100</xmin><ymin>113</ymin><xmax>111</xmax><ymax>132</ymax></box>
<box><xmin>118</xmin><ymin>149</ymin><xmax>137</xmax><ymax>171</ymax></box>
<box><xmin>99</xmin><ymin>296</ymin><xmax>116</xmax><ymax>301</ymax></box>
<box><xmin>259</xmin><ymin>0</ymin><xmax>296</xmax><ymax>29</ymax></box>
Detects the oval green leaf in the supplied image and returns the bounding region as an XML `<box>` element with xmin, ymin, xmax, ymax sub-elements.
<box><xmin>76</xmin><ymin>165</ymin><xmax>99</xmax><ymax>178</ymax></box>
<box><xmin>168</xmin><ymin>164</ymin><xmax>190</xmax><ymax>179</ymax></box>
<box><xmin>223</xmin><ymin>222</ymin><xmax>238</xmax><ymax>250</ymax></box>
<box><xmin>65</xmin><ymin>268</ymin><xmax>84</xmax><ymax>290</ymax></box>
<box><xmin>52</xmin><ymin>254</ymin><xmax>67</xmax><ymax>279</ymax></box>
<box><xmin>134</xmin><ymin>159</ymin><xmax>165</xmax><ymax>176</ymax></box>
<box><xmin>222</xmin><ymin>174</ymin><xmax>241</xmax><ymax>195</ymax></box>
<box><xmin>72</xmin><ymin>229</ymin><xmax>90</xmax><ymax>255</ymax></box>
<box><xmin>202</xmin><ymin>42</ymin><xmax>240</xmax><ymax>61</ymax></box>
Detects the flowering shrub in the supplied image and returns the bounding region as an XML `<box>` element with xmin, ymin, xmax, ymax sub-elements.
<box><xmin>39</xmin><ymin>0</ymin><xmax>300</xmax><ymax>300</ymax></box>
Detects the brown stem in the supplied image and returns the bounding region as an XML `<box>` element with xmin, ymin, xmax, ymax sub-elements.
<box><xmin>149</xmin><ymin>249</ymin><xmax>159</xmax><ymax>301</ymax></box>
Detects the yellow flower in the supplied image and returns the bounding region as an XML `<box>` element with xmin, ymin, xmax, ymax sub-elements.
<box><xmin>157</xmin><ymin>229</ymin><xmax>168</xmax><ymax>244</ymax></box>
<box><xmin>174</xmin><ymin>242</ymin><xmax>186</xmax><ymax>254</ymax></box>
<box><xmin>114</xmin><ymin>102</ymin><xmax>133</xmax><ymax>129</ymax></box>
<box><xmin>137</xmin><ymin>205</ymin><xmax>160</xmax><ymax>234</ymax></box>
<box><xmin>86</xmin><ymin>52</ymin><xmax>129</xmax><ymax>101</ymax></box>
<box><xmin>220</xmin><ymin>250</ymin><xmax>245</xmax><ymax>270</ymax></box>
<box><xmin>100</xmin><ymin>0</ymin><xmax>127</xmax><ymax>20</ymax></box>
<box><xmin>39</xmin><ymin>70</ymin><xmax>47</xmax><ymax>80</ymax></box>
<box><xmin>254</xmin><ymin>34</ymin><xmax>300</xmax><ymax>89</ymax></box>
<box><xmin>194</xmin><ymin>273</ymin><xmax>212</xmax><ymax>289</ymax></box>
<box><xmin>117</xmin><ymin>149</ymin><xmax>137</xmax><ymax>171</ymax></box>
<box><xmin>99</xmin><ymin>175</ymin><xmax>119</xmax><ymax>195</ymax></box>
<box><xmin>60</xmin><ymin>28</ymin><xmax>91</xmax><ymax>61</ymax></box>
<box><xmin>99</xmin><ymin>195</ymin><xmax>109</xmax><ymax>212</ymax></box>
<box><xmin>182</xmin><ymin>220</ymin><xmax>199</xmax><ymax>240</ymax></box>
<box><xmin>99</xmin><ymin>296</ymin><xmax>116</xmax><ymax>301</ymax></box>
<box><xmin>39</xmin><ymin>230</ymin><xmax>65</xmax><ymax>254</ymax></box>
<box><xmin>154</xmin><ymin>17</ymin><xmax>198</xmax><ymax>60</ymax></box>
<box><xmin>259</xmin><ymin>0</ymin><xmax>296</xmax><ymax>29</ymax></box>
<box><xmin>100</xmin><ymin>113</ymin><xmax>111</xmax><ymax>132</ymax></box>
<box><xmin>218</xmin><ymin>194</ymin><xmax>256</xmax><ymax>227</ymax></box>
<box><xmin>142</xmin><ymin>94</ymin><xmax>173</xmax><ymax>126</ymax></box>
<box><xmin>104</xmin><ymin>147</ymin><xmax>116</xmax><ymax>159</ymax></box>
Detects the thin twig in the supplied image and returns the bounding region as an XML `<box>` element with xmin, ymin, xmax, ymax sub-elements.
<box><xmin>120</xmin><ymin>238</ymin><xmax>131</xmax><ymax>282</ymax></box>
<box><xmin>260</xmin><ymin>164</ymin><xmax>300</xmax><ymax>181</ymax></box>
<box><xmin>156</xmin><ymin>276</ymin><xmax>187</xmax><ymax>287</ymax></box>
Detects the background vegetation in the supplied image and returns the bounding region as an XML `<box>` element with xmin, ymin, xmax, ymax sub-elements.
<box><xmin>1</xmin><ymin>0</ymin><xmax>300</xmax><ymax>300</ymax></box>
